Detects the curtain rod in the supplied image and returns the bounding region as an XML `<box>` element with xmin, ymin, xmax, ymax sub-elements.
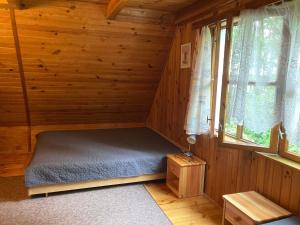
<box><xmin>192</xmin><ymin>0</ymin><xmax>293</xmax><ymax>30</ymax></box>
<box><xmin>268</xmin><ymin>0</ymin><xmax>293</xmax><ymax>6</ymax></box>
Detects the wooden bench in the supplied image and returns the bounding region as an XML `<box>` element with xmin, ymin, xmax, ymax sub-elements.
<box><xmin>223</xmin><ymin>191</ymin><xmax>292</xmax><ymax>225</ymax></box>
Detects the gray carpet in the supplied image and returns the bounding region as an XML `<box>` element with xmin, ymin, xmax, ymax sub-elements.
<box><xmin>0</xmin><ymin>177</ymin><xmax>172</xmax><ymax>225</ymax></box>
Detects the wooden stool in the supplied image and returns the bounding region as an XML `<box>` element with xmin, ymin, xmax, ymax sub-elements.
<box><xmin>222</xmin><ymin>191</ymin><xmax>292</xmax><ymax>225</ymax></box>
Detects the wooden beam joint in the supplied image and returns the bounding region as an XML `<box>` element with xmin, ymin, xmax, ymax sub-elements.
<box><xmin>106</xmin><ymin>0</ymin><xmax>128</xmax><ymax>19</ymax></box>
<box><xmin>0</xmin><ymin>0</ymin><xmax>24</xmax><ymax>9</ymax></box>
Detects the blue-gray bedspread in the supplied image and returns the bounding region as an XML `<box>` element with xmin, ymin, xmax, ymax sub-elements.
<box><xmin>25</xmin><ymin>128</ymin><xmax>181</xmax><ymax>187</ymax></box>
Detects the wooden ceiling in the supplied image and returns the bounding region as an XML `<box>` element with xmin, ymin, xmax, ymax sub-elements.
<box><xmin>0</xmin><ymin>0</ymin><xmax>197</xmax><ymax>126</ymax></box>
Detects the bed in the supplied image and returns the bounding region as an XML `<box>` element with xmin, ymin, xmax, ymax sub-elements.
<box><xmin>25</xmin><ymin>127</ymin><xmax>181</xmax><ymax>196</ymax></box>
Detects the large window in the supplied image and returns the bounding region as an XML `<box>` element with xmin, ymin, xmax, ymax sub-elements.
<box><xmin>208</xmin><ymin>2</ymin><xmax>300</xmax><ymax>162</ymax></box>
<box><xmin>222</xmin><ymin>15</ymin><xmax>284</xmax><ymax>152</ymax></box>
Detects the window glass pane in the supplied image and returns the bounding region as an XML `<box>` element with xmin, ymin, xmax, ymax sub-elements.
<box><xmin>224</xmin><ymin>16</ymin><xmax>284</xmax><ymax>147</ymax></box>
<box><xmin>225</xmin><ymin>120</ymin><xmax>237</xmax><ymax>137</ymax></box>
<box><xmin>214</xmin><ymin>27</ymin><xmax>226</xmax><ymax>130</ymax></box>
<box><xmin>223</xmin><ymin>24</ymin><xmax>239</xmax><ymax>138</ymax></box>
<box><xmin>247</xmin><ymin>16</ymin><xmax>284</xmax><ymax>83</ymax></box>
<box><xmin>243</xmin><ymin>128</ymin><xmax>271</xmax><ymax>147</ymax></box>
<box><xmin>288</xmin><ymin>142</ymin><xmax>300</xmax><ymax>155</ymax></box>
<box><xmin>241</xmin><ymin>86</ymin><xmax>275</xmax><ymax>146</ymax></box>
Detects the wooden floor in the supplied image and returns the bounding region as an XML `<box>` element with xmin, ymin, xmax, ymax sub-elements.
<box><xmin>145</xmin><ymin>182</ymin><xmax>222</xmax><ymax>225</ymax></box>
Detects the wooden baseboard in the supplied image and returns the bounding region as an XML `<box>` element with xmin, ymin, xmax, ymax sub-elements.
<box><xmin>28</xmin><ymin>173</ymin><xmax>166</xmax><ymax>196</ymax></box>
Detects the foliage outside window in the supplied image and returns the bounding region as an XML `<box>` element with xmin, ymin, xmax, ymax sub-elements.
<box><xmin>224</xmin><ymin>16</ymin><xmax>281</xmax><ymax>151</ymax></box>
<box><xmin>209</xmin><ymin>2</ymin><xmax>300</xmax><ymax>162</ymax></box>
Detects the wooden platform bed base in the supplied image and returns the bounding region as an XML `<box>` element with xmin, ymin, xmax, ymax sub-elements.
<box><xmin>28</xmin><ymin>173</ymin><xmax>166</xmax><ymax>196</ymax></box>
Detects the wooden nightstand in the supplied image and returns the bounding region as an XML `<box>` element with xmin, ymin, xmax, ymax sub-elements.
<box><xmin>222</xmin><ymin>191</ymin><xmax>291</xmax><ymax>225</ymax></box>
<box><xmin>166</xmin><ymin>153</ymin><xmax>206</xmax><ymax>198</ymax></box>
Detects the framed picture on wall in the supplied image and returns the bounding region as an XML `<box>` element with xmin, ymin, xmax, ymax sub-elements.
<box><xmin>181</xmin><ymin>42</ymin><xmax>191</xmax><ymax>69</ymax></box>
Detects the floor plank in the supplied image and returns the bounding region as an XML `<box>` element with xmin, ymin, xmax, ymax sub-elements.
<box><xmin>145</xmin><ymin>182</ymin><xmax>222</xmax><ymax>225</ymax></box>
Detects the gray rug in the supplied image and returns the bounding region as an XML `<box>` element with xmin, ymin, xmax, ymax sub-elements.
<box><xmin>0</xmin><ymin>180</ymin><xmax>172</xmax><ymax>225</ymax></box>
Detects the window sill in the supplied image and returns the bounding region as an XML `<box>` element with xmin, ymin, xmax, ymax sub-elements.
<box><xmin>214</xmin><ymin>130</ymin><xmax>268</xmax><ymax>148</ymax></box>
<box><xmin>257</xmin><ymin>152</ymin><xmax>300</xmax><ymax>171</ymax></box>
<box><xmin>217</xmin><ymin>134</ymin><xmax>273</xmax><ymax>153</ymax></box>
<box><xmin>224</xmin><ymin>135</ymin><xmax>262</xmax><ymax>147</ymax></box>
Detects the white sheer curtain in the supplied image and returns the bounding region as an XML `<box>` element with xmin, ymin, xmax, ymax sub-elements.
<box><xmin>185</xmin><ymin>26</ymin><xmax>212</xmax><ymax>136</ymax></box>
<box><xmin>227</xmin><ymin>0</ymin><xmax>300</xmax><ymax>145</ymax></box>
<box><xmin>227</xmin><ymin>9</ymin><xmax>284</xmax><ymax>132</ymax></box>
<box><xmin>282</xmin><ymin>0</ymin><xmax>300</xmax><ymax>146</ymax></box>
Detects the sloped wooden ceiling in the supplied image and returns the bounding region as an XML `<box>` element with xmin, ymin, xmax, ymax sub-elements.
<box><xmin>0</xmin><ymin>0</ymin><xmax>196</xmax><ymax>126</ymax></box>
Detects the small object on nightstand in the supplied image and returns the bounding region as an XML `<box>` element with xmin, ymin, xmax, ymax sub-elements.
<box><xmin>185</xmin><ymin>135</ymin><xmax>196</xmax><ymax>157</ymax></box>
<box><xmin>166</xmin><ymin>153</ymin><xmax>206</xmax><ymax>198</ymax></box>
<box><xmin>184</xmin><ymin>151</ymin><xmax>193</xmax><ymax>157</ymax></box>
<box><xmin>222</xmin><ymin>191</ymin><xmax>292</xmax><ymax>225</ymax></box>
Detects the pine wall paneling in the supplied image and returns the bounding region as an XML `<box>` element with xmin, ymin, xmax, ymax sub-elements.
<box><xmin>147</xmin><ymin>0</ymin><xmax>300</xmax><ymax>215</ymax></box>
<box><xmin>0</xmin><ymin>126</ymin><xmax>31</xmax><ymax>177</ymax></box>
<box><xmin>0</xmin><ymin>0</ymin><xmax>182</xmax><ymax>175</ymax></box>
<box><xmin>0</xmin><ymin>8</ymin><xmax>31</xmax><ymax>176</ymax></box>
<box><xmin>0</xmin><ymin>0</ymin><xmax>201</xmax><ymax>176</ymax></box>
<box><xmin>0</xmin><ymin>8</ymin><xmax>27</xmax><ymax>126</ymax></box>
<box><xmin>14</xmin><ymin>0</ymin><xmax>175</xmax><ymax>125</ymax></box>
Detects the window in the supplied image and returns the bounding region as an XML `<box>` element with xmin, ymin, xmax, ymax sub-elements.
<box><xmin>219</xmin><ymin>15</ymin><xmax>285</xmax><ymax>152</ymax></box>
<box><xmin>185</xmin><ymin>1</ymin><xmax>300</xmax><ymax>162</ymax></box>
<box><xmin>210</xmin><ymin>1</ymin><xmax>300</xmax><ymax>161</ymax></box>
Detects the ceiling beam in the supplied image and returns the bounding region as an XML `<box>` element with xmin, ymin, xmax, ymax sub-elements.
<box><xmin>106</xmin><ymin>0</ymin><xmax>128</xmax><ymax>19</ymax></box>
<box><xmin>175</xmin><ymin>0</ymin><xmax>279</xmax><ymax>24</ymax></box>
<box><xmin>0</xmin><ymin>0</ymin><xmax>8</xmax><ymax>8</ymax></box>
<box><xmin>0</xmin><ymin>0</ymin><xmax>23</xmax><ymax>9</ymax></box>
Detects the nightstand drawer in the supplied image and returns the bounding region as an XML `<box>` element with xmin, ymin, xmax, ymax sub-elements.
<box><xmin>225</xmin><ymin>202</ymin><xmax>254</xmax><ymax>225</ymax></box>
<box><xmin>223</xmin><ymin>191</ymin><xmax>291</xmax><ymax>225</ymax></box>
<box><xmin>167</xmin><ymin>158</ymin><xmax>180</xmax><ymax>177</ymax></box>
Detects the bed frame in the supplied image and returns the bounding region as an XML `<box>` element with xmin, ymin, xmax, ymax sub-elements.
<box><xmin>27</xmin><ymin>123</ymin><xmax>169</xmax><ymax>196</ymax></box>
<box><xmin>28</xmin><ymin>173</ymin><xmax>166</xmax><ymax>196</ymax></box>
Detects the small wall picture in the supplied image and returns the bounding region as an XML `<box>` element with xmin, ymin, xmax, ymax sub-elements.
<box><xmin>181</xmin><ymin>42</ymin><xmax>191</xmax><ymax>69</ymax></box>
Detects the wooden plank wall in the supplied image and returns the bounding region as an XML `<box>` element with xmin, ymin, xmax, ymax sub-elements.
<box><xmin>0</xmin><ymin>8</ymin><xmax>30</xmax><ymax>176</ymax></box>
<box><xmin>13</xmin><ymin>0</ymin><xmax>174</xmax><ymax>125</ymax></box>
<box><xmin>147</xmin><ymin>0</ymin><xmax>300</xmax><ymax>215</ymax></box>
<box><xmin>0</xmin><ymin>8</ymin><xmax>27</xmax><ymax>126</ymax></box>
<box><xmin>0</xmin><ymin>0</ymin><xmax>177</xmax><ymax>175</ymax></box>
<box><xmin>195</xmin><ymin>136</ymin><xmax>300</xmax><ymax>215</ymax></box>
<box><xmin>0</xmin><ymin>0</ymin><xmax>179</xmax><ymax>127</ymax></box>
<box><xmin>0</xmin><ymin>126</ymin><xmax>31</xmax><ymax>176</ymax></box>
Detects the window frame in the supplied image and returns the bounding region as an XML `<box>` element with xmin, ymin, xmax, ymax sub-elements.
<box><xmin>214</xmin><ymin>15</ymin><xmax>300</xmax><ymax>161</ymax></box>
<box><xmin>215</xmin><ymin>16</ymin><xmax>280</xmax><ymax>153</ymax></box>
<box><xmin>209</xmin><ymin>23</ymin><xmax>221</xmax><ymax>136</ymax></box>
<box><xmin>194</xmin><ymin>14</ymin><xmax>300</xmax><ymax>162</ymax></box>
<box><xmin>278</xmin><ymin>124</ymin><xmax>300</xmax><ymax>163</ymax></box>
<box><xmin>275</xmin><ymin>19</ymin><xmax>300</xmax><ymax>162</ymax></box>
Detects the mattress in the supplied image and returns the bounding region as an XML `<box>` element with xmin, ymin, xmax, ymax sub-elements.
<box><xmin>25</xmin><ymin>128</ymin><xmax>181</xmax><ymax>187</ymax></box>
